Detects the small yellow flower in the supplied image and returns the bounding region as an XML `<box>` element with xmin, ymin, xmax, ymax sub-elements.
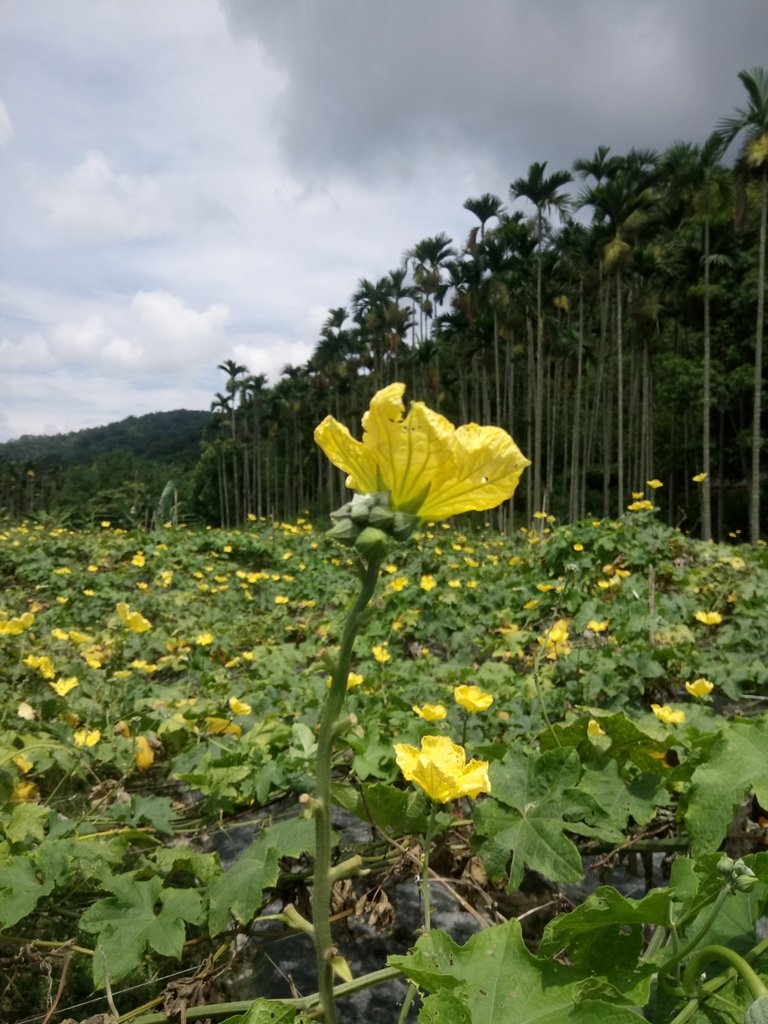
<box><xmin>345</xmin><ymin>672</ymin><xmax>365</xmax><ymax>690</ymax></box>
<box><xmin>314</xmin><ymin>382</ymin><xmax>529</xmax><ymax>521</ymax></box>
<box><xmin>523</xmin><ymin>598</ymin><xmax>539</xmax><ymax>610</ymax></box>
<box><xmin>49</xmin><ymin>676</ymin><xmax>79</xmax><ymax>697</ymax></box>
<box><xmin>647</xmin><ymin>479</ymin><xmax>663</xmax><ymax>489</ymax></box>
<box><xmin>131</xmin><ymin>552</ymin><xmax>146</xmax><ymax>567</ymax></box>
<box><xmin>394</xmin><ymin>735</ymin><xmax>491</xmax><ymax>803</ymax></box>
<box><xmin>11</xmin><ymin>780</ymin><xmax>39</xmax><ymax>803</ymax></box>
<box><xmin>13</xmin><ymin>753</ymin><xmax>34</xmax><ymax>774</ymax></box>
<box><xmin>692</xmin><ymin>472</ymin><xmax>708</xmax><ymax>484</ymax></box>
<box><xmin>631</xmin><ymin>491</ymin><xmax>645</xmax><ymax>500</ymax></box>
<box><xmin>586</xmin><ymin>619</ymin><xmax>609</xmax><ymax>633</ymax></box>
<box><xmin>454</xmin><ymin>684</ymin><xmax>494</xmax><ymax>713</ymax></box>
<box><xmin>195</xmin><ymin>631</ymin><xmax>214</xmax><ymax>646</ymax></box>
<box><xmin>205</xmin><ymin>716</ymin><xmax>242</xmax><ymax>736</ymax></box>
<box><xmin>627</xmin><ymin>499</ymin><xmax>654</xmax><ymax>512</ymax></box>
<box><xmin>389</xmin><ymin>576</ymin><xmax>410</xmax><ymax>592</ymax></box>
<box><xmin>651</xmin><ymin>704</ymin><xmax>685</xmax><ymax>726</ymax></box>
<box><xmin>694</xmin><ymin>610</ymin><xmax>722</xmax><ymax>626</ymax></box>
<box><xmin>372</xmin><ymin>644</ymin><xmax>391</xmax><ymax>664</ymax></box>
<box><xmin>541</xmin><ymin>619</ymin><xmax>571</xmax><ymax>660</ymax></box>
<box><xmin>274</xmin><ymin>595</ymin><xmax>290</xmax><ymax>605</ymax></box>
<box><xmin>116</xmin><ymin>602</ymin><xmax>152</xmax><ymax>633</ymax></box>
<box><xmin>228</xmin><ymin>696</ymin><xmax>252</xmax><ymax>716</ymax></box>
<box><xmin>587</xmin><ymin>719</ymin><xmax>606</xmax><ymax>737</ymax></box>
<box><xmin>419</xmin><ymin>575</ymin><xmax>437</xmax><ymax>592</ymax></box>
<box><xmin>74</xmin><ymin>727</ymin><xmax>102</xmax><ymax>748</ymax></box>
<box><xmin>133</xmin><ymin>735</ymin><xmax>154</xmax><ymax>772</ymax></box>
<box><xmin>686</xmin><ymin>678</ymin><xmax>714</xmax><ymax>699</ymax></box>
<box><xmin>412</xmin><ymin>703</ymin><xmax>448</xmax><ymax>722</ymax></box>
<box><xmin>448</xmin><ymin>579</ymin><xmax>462</xmax><ymax>588</ymax></box>
<box><xmin>573</xmin><ymin>543</ymin><xmax>584</xmax><ymax>552</ymax></box>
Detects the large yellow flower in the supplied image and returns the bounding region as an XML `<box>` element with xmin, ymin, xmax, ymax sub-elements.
<box><xmin>314</xmin><ymin>383</ymin><xmax>529</xmax><ymax>521</ymax></box>
<box><xmin>394</xmin><ymin>735</ymin><xmax>491</xmax><ymax>803</ymax></box>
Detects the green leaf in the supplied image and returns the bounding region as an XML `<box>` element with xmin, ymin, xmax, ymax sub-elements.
<box><xmin>473</xmin><ymin>749</ymin><xmax>585</xmax><ymax>890</ymax></box>
<box><xmin>579</xmin><ymin>758</ymin><xmax>667</xmax><ymax>833</ymax></box>
<box><xmin>390</xmin><ymin>919</ymin><xmax>647</xmax><ymax>1023</ymax></box>
<box><xmin>152</xmin><ymin>844</ymin><xmax>221</xmax><ymax>885</ymax></box>
<box><xmin>241</xmin><ymin>999</ymin><xmax>313</xmax><ymax>1023</ymax></box>
<box><xmin>0</xmin><ymin>855</ymin><xmax>55</xmax><ymax>927</ymax></box>
<box><xmin>685</xmin><ymin>717</ymin><xmax>768</xmax><ymax>854</ymax></box>
<box><xmin>206</xmin><ymin>816</ymin><xmax>315</xmax><ymax>936</ymax></box>
<box><xmin>79</xmin><ymin>874</ymin><xmax>204</xmax><ymax>985</ymax></box>
<box><xmin>3</xmin><ymin>803</ymin><xmax>49</xmax><ymax>844</ymax></box>
<box><xmin>331</xmin><ymin>781</ymin><xmax>430</xmax><ymax>835</ymax></box>
<box><xmin>540</xmin><ymin>885</ymin><xmax>670</xmax><ymax>970</ymax></box>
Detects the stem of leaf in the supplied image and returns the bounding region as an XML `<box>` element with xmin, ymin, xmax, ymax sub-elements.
<box><xmin>421</xmin><ymin>801</ymin><xmax>440</xmax><ymax>933</ymax></box>
<box><xmin>312</xmin><ymin>556</ymin><xmax>381</xmax><ymax>1024</ymax></box>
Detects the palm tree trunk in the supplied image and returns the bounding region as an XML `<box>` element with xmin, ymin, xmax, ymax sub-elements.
<box><xmin>749</xmin><ymin>171</ymin><xmax>767</xmax><ymax>543</ymax></box>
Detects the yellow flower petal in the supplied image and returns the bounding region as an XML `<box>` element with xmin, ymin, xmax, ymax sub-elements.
<box><xmin>134</xmin><ymin>735</ymin><xmax>155</xmax><ymax>772</ymax></box>
<box><xmin>685</xmin><ymin>677</ymin><xmax>714</xmax><ymax>699</ymax></box>
<box><xmin>228</xmin><ymin>696</ymin><xmax>252</xmax><ymax>716</ymax></box>
<box><xmin>412</xmin><ymin>703</ymin><xmax>448</xmax><ymax>722</ymax></box>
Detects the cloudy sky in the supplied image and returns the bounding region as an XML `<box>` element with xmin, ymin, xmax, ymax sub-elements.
<box><xmin>1</xmin><ymin>1</ymin><xmax>767</xmax><ymax>443</ymax></box>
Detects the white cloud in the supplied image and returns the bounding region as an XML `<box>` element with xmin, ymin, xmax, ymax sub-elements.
<box><xmin>0</xmin><ymin>332</ymin><xmax>54</xmax><ymax>369</ymax></box>
<box><xmin>0</xmin><ymin>100</ymin><xmax>13</xmax><ymax>146</ymax></box>
<box><xmin>39</xmin><ymin>151</ymin><xmax>169</xmax><ymax>241</ymax></box>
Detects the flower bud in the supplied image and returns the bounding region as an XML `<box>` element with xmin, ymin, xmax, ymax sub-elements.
<box><xmin>354</xmin><ymin>526</ymin><xmax>390</xmax><ymax>562</ymax></box>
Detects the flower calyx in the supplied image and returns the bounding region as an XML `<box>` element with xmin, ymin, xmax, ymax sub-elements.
<box><xmin>326</xmin><ymin>491</ymin><xmax>420</xmax><ymax>557</ymax></box>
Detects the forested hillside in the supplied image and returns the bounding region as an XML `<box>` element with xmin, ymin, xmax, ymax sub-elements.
<box><xmin>0</xmin><ymin>410</ymin><xmax>208</xmax><ymax>525</ymax></box>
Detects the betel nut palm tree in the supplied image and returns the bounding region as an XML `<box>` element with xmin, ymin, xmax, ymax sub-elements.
<box><xmin>717</xmin><ymin>67</ymin><xmax>768</xmax><ymax>543</ymax></box>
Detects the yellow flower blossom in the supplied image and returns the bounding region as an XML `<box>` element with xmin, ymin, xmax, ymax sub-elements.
<box><xmin>49</xmin><ymin>676</ymin><xmax>79</xmax><ymax>697</ymax></box>
<box><xmin>195</xmin><ymin>631</ymin><xmax>214</xmax><ymax>646</ymax></box>
<box><xmin>694</xmin><ymin>610</ymin><xmax>722</xmax><ymax>626</ymax></box>
<box><xmin>12</xmin><ymin>780</ymin><xmax>39</xmax><ymax>803</ymax></box>
<box><xmin>0</xmin><ymin>612</ymin><xmax>35</xmax><ymax>636</ymax></box>
<box><xmin>647</xmin><ymin>479</ymin><xmax>663</xmax><ymax>489</ymax></box>
<box><xmin>389</xmin><ymin>576</ymin><xmax>410</xmax><ymax>592</ymax></box>
<box><xmin>627</xmin><ymin>499</ymin><xmax>654</xmax><ymax>512</ymax></box>
<box><xmin>13</xmin><ymin>753</ymin><xmax>34</xmax><ymax>774</ymax></box>
<box><xmin>228</xmin><ymin>696</ymin><xmax>252</xmax><ymax>716</ymax></box>
<box><xmin>24</xmin><ymin>654</ymin><xmax>55</xmax><ymax>679</ymax></box>
<box><xmin>419</xmin><ymin>575</ymin><xmax>437</xmax><ymax>592</ymax></box>
<box><xmin>133</xmin><ymin>735</ymin><xmax>154</xmax><ymax>772</ymax></box>
<box><xmin>686</xmin><ymin>677</ymin><xmax>714</xmax><ymax>698</ymax></box>
<box><xmin>274</xmin><ymin>595</ymin><xmax>290</xmax><ymax>605</ymax></box>
<box><xmin>692</xmin><ymin>472</ymin><xmax>708</xmax><ymax>483</ymax></box>
<box><xmin>74</xmin><ymin>727</ymin><xmax>101</xmax><ymax>748</ymax></box>
<box><xmin>314</xmin><ymin>382</ymin><xmax>529</xmax><ymax>521</ymax></box>
<box><xmin>651</xmin><ymin>704</ymin><xmax>686</xmax><ymax>726</ymax></box>
<box><xmin>131</xmin><ymin>552</ymin><xmax>146</xmax><ymax>567</ymax></box>
<box><xmin>205</xmin><ymin>716</ymin><xmax>242</xmax><ymax>736</ymax></box>
<box><xmin>573</xmin><ymin>543</ymin><xmax>584</xmax><ymax>552</ymax></box>
<box><xmin>412</xmin><ymin>703</ymin><xmax>448</xmax><ymax>722</ymax></box>
<box><xmin>586</xmin><ymin>619</ymin><xmax>609</xmax><ymax>633</ymax></box>
<box><xmin>541</xmin><ymin>619</ymin><xmax>571</xmax><ymax>660</ymax></box>
<box><xmin>372</xmin><ymin>644</ymin><xmax>391</xmax><ymax>664</ymax></box>
<box><xmin>448</xmin><ymin>579</ymin><xmax>462</xmax><ymax>588</ymax></box>
<box><xmin>454</xmin><ymin>684</ymin><xmax>494</xmax><ymax>713</ymax></box>
<box><xmin>116</xmin><ymin>602</ymin><xmax>152</xmax><ymax>633</ymax></box>
<box><xmin>587</xmin><ymin>719</ymin><xmax>606</xmax><ymax>737</ymax></box>
<box><xmin>394</xmin><ymin>735</ymin><xmax>491</xmax><ymax>803</ymax></box>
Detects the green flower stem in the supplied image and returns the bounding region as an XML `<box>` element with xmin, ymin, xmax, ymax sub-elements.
<box><xmin>682</xmin><ymin>945</ymin><xmax>768</xmax><ymax>1001</ymax></box>
<box><xmin>124</xmin><ymin>967</ymin><xmax>404</xmax><ymax>1023</ymax></box>
<box><xmin>666</xmin><ymin>937</ymin><xmax>768</xmax><ymax>1024</ymax></box>
<box><xmin>656</xmin><ymin>885</ymin><xmax>731</xmax><ymax>974</ymax></box>
<box><xmin>421</xmin><ymin>802</ymin><xmax>441</xmax><ymax>932</ymax></box>
<box><xmin>313</xmin><ymin>556</ymin><xmax>381</xmax><ymax>1024</ymax></box>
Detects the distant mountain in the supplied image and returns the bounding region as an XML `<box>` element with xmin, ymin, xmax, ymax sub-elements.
<box><xmin>0</xmin><ymin>410</ymin><xmax>210</xmax><ymax>466</ymax></box>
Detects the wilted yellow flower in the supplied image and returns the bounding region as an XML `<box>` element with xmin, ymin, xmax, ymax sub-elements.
<box><xmin>454</xmin><ymin>684</ymin><xmax>494</xmax><ymax>713</ymax></box>
<box><xmin>228</xmin><ymin>696</ymin><xmax>252</xmax><ymax>716</ymax></box>
<box><xmin>49</xmin><ymin>676</ymin><xmax>79</xmax><ymax>697</ymax></box>
<box><xmin>133</xmin><ymin>735</ymin><xmax>154</xmax><ymax>772</ymax></box>
<box><xmin>116</xmin><ymin>602</ymin><xmax>152</xmax><ymax>633</ymax></box>
<box><xmin>419</xmin><ymin>575</ymin><xmax>437</xmax><ymax>592</ymax></box>
<box><xmin>394</xmin><ymin>735</ymin><xmax>491</xmax><ymax>803</ymax></box>
<box><xmin>692</xmin><ymin>472</ymin><xmax>708</xmax><ymax>484</ymax></box>
<box><xmin>205</xmin><ymin>716</ymin><xmax>242</xmax><ymax>736</ymax></box>
<box><xmin>13</xmin><ymin>753</ymin><xmax>34</xmax><ymax>774</ymax></box>
<box><xmin>17</xmin><ymin>702</ymin><xmax>36</xmax><ymax>721</ymax></box>
<box><xmin>412</xmin><ymin>703</ymin><xmax>448</xmax><ymax>722</ymax></box>
<box><xmin>686</xmin><ymin>677</ymin><xmax>714</xmax><ymax>698</ymax></box>
<box><xmin>11</xmin><ymin>780</ymin><xmax>39</xmax><ymax>803</ymax></box>
<box><xmin>74</xmin><ymin>727</ymin><xmax>101</xmax><ymax>748</ymax></box>
<box><xmin>314</xmin><ymin>382</ymin><xmax>529</xmax><ymax>521</ymax></box>
<box><xmin>651</xmin><ymin>704</ymin><xmax>685</xmax><ymax>726</ymax></box>
<box><xmin>372</xmin><ymin>644</ymin><xmax>391</xmax><ymax>664</ymax></box>
<box><xmin>115</xmin><ymin>720</ymin><xmax>132</xmax><ymax>737</ymax></box>
<box><xmin>587</xmin><ymin>719</ymin><xmax>606</xmax><ymax>737</ymax></box>
<box><xmin>694</xmin><ymin>610</ymin><xmax>722</xmax><ymax>626</ymax></box>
